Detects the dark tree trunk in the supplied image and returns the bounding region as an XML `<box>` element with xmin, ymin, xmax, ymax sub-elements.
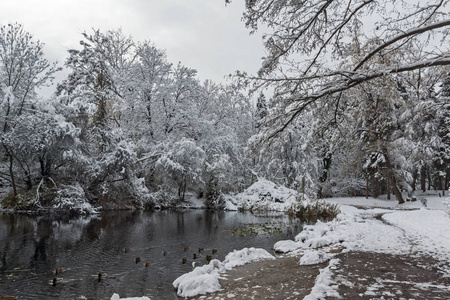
<box><xmin>411</xmin><ymin>168</ymin><xmax>418</xmax><ymax>192</ymax></box>
<box><xmin>365</xmin><ymin>175</ymin><xmax>369</xmax><ymax>199</ymax></box>
<box><xmin>8</xmin><ymin>154</ymin><xmax>17</xmax><ymax>197</ymax></box>
<box><xmin>390</xmin><ymin>173</ymin><xmax>405</xmax><ymax>204</ymax></box>
<box><xmin>383</xmin><ymin>149</ymin><xmax>404</xmax><ymax>204</ymax></box>
<box><xmin>421</xmin><ymin>165</ymin><xmax>426</xmax><ymax>192</ymax></box>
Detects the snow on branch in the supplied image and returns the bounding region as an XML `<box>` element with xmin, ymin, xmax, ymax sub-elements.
<box><xmin>354</xmin><ymin>19</ymin><xmax>450</xmax><ymax>71</ymax></box>
<box><xmin>267</xmin><ymin>55</ymin><xmax>450</xmax><ymax>139</ymax></box>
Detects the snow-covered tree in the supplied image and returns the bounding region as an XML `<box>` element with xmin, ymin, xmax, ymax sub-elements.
<box><xmin>0</xmin><ymin>23</ymin><xmax>61</xmax><ymax>200</ymax></box>
<box><xmin>231</xmin><ymin>0</ymin><xmax>450</xmax><ymax>203</ymax></box>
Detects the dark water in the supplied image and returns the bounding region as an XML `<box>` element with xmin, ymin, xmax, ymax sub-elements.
<box><xmin>0</xmin><ymin>210</ymin><xmax>302</xmax><ymax>299</ymax></box>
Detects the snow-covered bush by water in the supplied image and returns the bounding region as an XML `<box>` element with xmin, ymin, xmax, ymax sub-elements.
<box><xmin>229</xmin><ymin>179</ymin><xmax>301</xmax><ymax>211</ymax></box>
<box><xmin>53</xmin><ymin>183</ymin><xmax>98</xmax><ymax>215</ymax></box>
<box><xmin>228</xmin><ymin>179</ymin><xmax>340</xmax><ymax>221</ymax></box>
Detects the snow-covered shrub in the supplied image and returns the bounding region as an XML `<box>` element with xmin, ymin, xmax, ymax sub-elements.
<box><xmin>150</xmin><ymin>184</ymin><xmax>180</xmax><ymax>209</ymax></box>
<box><xmin>232</xmin><ymin>179</ymin><xmax>299</xmax><ymax>212</ymax></box>
<box><xmin>53</xmin><ymin>184</ymin><xmax>98</xmax><ymax>215</ymax></box>
<box><xmin>287</xmin><ymin>199</ymin><xmax>340</xmax><ymax>222</ymax></box>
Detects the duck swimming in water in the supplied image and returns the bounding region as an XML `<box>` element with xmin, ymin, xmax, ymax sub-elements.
<box><xmin>51</xmin><ymin>277</ymin><xmax>63</xmax><ymax>287</ymax></box>
<box><xmin>55</xmin><ymin>267</ymin><xmax>63</xmax><ymax>275</ymax></box>
<box><xmin>97</xmin><ymin>272</ymin><xmax>107</xmax><ymax>282</ymax></box>
<box><xmin>135</xmin><ymin>257</ymin><xmax>141</xmax><ymax>264</ymax></box>
<box><xmin>145</xmin><ymin>261</ymin><xmax>151</xmax><ymax>267</ymax></box>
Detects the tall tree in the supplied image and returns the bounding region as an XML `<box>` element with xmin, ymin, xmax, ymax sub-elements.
<box><xmin>0</xmin><ymin>23</ymin><xmax>60</xmax><ymax>198</ymax></box>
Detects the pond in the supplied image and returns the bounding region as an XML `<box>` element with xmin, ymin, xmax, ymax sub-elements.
<box><xmin>0</xmin><ymin>210</ymin><xmax>303</xmax><ymax>299</ymax></box>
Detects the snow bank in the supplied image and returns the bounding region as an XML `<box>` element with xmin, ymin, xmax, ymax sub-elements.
<box><xmin>110</xmin><ymin>294</ymin><xmax>150</xmax><ymax>300</ymax></box>
<box><xmin>223</xmin><ymin>247</ymin><xmax>275</xmax><ymax>269</ymax></box>
<box><xmin>299</xmin><ymin>250</ymin><xmax>333</xmax><ymax>265</ymax></box>
<box><xmin>173</xmin><ymin>247</ymin><xmax>275</xmax><ymax>298</ymax></box>
<box><xmin>303</xmin><ymin>259</ymin><xmax>341</xmax><ymax>300</ymax></box>
<box><xmin>227</xmin><ymin>179</ymin><xmax>302</xmax><ymax>212</ymax></box>
<box><xmin>173</xmin><ymin>259</ymin><xmax>225</xmax><ymax>298</ymax></box>
<box><xmin>275</xmin><ymin>205</ymin><xmax>412</xmax><ymax>255</ymax></box>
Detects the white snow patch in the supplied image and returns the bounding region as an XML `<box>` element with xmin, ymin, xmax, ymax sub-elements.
<box><xmin>173</xmin><ymin>247</ymin><xmax>274</xmax><ymax>298</ymax></box>
<box><xmin>110</xmin><ymin>294</ymin><xmax>150</xmax><ymax>300</ymax></box>
<box><xmin>303</xmin><ymin>258</ymin><xmax>341</xmax><ymax>300</ymax></box>
<box><xmin>299</xmin><ymin>250</ymin><xmax>333</xmax><ymax>265</ymax></box>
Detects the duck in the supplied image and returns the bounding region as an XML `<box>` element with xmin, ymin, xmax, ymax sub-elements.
<box><xmin>55</xmin><ymin>267</ymin><xmax>63</xmax><ymax>275</ymax></box>
<box><xmin>51</xmin><ymin>277</ymin><xmax>63</xmax><ymax>287</ymax></box>
<box><xmin>135</xmin><ymin>257</ymin><xmax>141</xmax><ymax>264</ymax></box>
<box><xmin>183</xmin><ymin>245</ymin><xmax>189</xmax><ymax>252</ymax></box>
<box><xmin>206</xmin><ymin>255</ymin><xmax>212</xmax><ymax>263</ymax></box>
<box><xmin>198</xmin><ymin>247</ymin><xmax>204</xmax><ymax>253</ymax></box>
<box><xmin>97</xmin><ymin>272</ymin><xmax>107</xmax><ymax>282</ymax></box>
<box><xmin>145</xmin><ymin>261</ymin><xmax>151</xmax><ymax>267</ymax></box>
<box><xmin>212</xmin><ymin>249</ymin><xmax>218</xmax><ymax>254</ymax></box>
<box><xmin>0</xmin><ymin>295</ymin><xmax>18</xmax><ymax>300</ymax></box>
<box><xmin>182</xmin><ymin>258</ymin><xmax>188</xmax><ymax>264</ymax></box>
<box><xmin>193</xmin><ymin>253</ymin><xmax>197</xmax><ymax>259</ymax></box>
<box><xmin>163</xmin><ymin>250</ymin><xmax>168</xmax><ymax>256</ymax></box>
<box><xmin>124</xmin><ymin>247</ymin><xmax>131</xmax><ymax>253</ymax></box>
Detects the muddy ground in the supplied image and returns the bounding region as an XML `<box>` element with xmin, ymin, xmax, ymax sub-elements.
<box><xmin>185</xmin><ymin>251</ymin><xmax>450</xmax><ymax>300</ymax></box>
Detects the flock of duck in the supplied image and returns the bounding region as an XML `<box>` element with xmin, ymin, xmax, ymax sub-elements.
<box><xmin>49</xmin><ymin>245</ymin><xmax>219</xmax><ymax>287</ymax></box>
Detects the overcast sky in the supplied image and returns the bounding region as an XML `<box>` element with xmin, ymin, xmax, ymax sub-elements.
<box><xmin>0</xmin><ymin>0</ymin><xmax>265</xmax><ymax>96</ymax></box>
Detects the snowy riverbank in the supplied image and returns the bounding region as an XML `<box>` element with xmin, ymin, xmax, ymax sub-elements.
<box><xmin>171</xmin><ymin>193</ymin><xmax>450</xmax><ymax>299</ymax></box>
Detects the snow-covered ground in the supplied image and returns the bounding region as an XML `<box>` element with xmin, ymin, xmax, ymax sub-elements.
<box><xmin>275</xmin><ymin>193</ymin><xmax>450</xmax><ymax>299</ymax></box>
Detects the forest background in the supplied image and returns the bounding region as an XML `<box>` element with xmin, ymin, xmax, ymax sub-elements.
<box><xmin>0</xmin><ymin>0</ymin><xmax>449</xmax><ymax>213</ymax></box>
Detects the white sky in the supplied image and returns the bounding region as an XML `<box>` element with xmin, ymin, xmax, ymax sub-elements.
<box><xmin>0</xmin><ymin>0</ymin><xmax>265</xmax><ymax>96</ymax></box>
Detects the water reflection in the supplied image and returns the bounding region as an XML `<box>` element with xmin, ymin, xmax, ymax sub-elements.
<box><xmin>0</xmin><ymin>210</ymin><xmax>302</xmax><ymax>299</ymax></box>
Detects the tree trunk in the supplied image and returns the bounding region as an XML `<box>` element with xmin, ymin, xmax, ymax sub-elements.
<box><xmin>390</xmin><ymin>173</ymin><xmax>405</xmax><ymax>204</ymax></box>
<box><xmin>386</xmin><ymin>170</ymin><xmax>391</xmax><ymax>200</ymax></box>
<box><xmin>383</xmin><ymin>149</ymin><xmax>404</xmax><ymax>204</ymax></box>
<box><xmin>411</xmin><ymin>168</ymin><xmax>418</xmax><ymax>192</ymax></box>
<box><xmin>441</xmin><ymin>176</ymin><xmax>446</xmax><ymax>196</ymax></box>
<box><xmin>446</xmin><ymin>167</ymin><xmax>450</xmax><ymax>191</ymax></box>
<box><xmin>8</xmin><ymin>154</ymin><xmax>17</xmax><ymax>197</ymax></box>
<box><xmin>365</xmin><ymin>175</ymin><xmax>369</xmax><ymax>199</ymax></box>
<box><xmin>420</xmin><ymin>165</ymin><xmax>426</xmax><ymax>192</ymax></box>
